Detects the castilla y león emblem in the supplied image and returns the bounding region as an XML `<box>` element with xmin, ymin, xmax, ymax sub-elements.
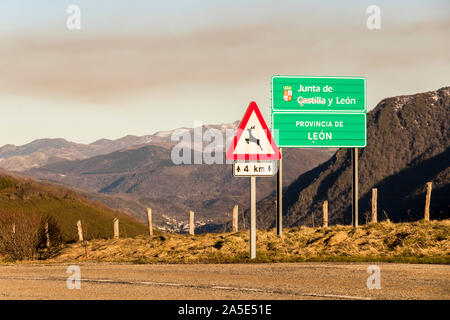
<box><xmin>283</xmin><ymin>86</ymin><xmax>292</xmax><ymax>102</ymax></box>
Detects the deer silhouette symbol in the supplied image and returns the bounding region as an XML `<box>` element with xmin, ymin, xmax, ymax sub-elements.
<box><xmin>245</xmin><ymin>126</ymin><xmax>263</xmax><ymax>151</ymax></box>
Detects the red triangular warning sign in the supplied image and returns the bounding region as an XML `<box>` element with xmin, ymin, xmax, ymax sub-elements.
<box><xmin>226</xmin><ymin>101</ymin><xmax>281</xmax><ymax>160</ymax></box>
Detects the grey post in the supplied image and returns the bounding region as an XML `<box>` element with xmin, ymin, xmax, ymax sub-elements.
<box><xmin>45</xmin><ymin>221</ymin><xmax>50</xmax><ymax>247</ymax></box>
<box><xmin>232</xmin><ymin>205</ymin><xmax>239</xmax><ymax>232</ymax></box>
<box><xmin>113</xmin><ymin>218</ymin><xmax>119</xmax><ymax>239</ymax></box>
<box><xmin>352</xmin><ymin>148</ymin><xmax>359</xmax><ymax>227</ymax></box>
<box><xmin>424</xmin><ymin>182</ymin><xmax>432</xmax><ymax>221</ymax></box>
<box><xmin>250</xmin><ymin>176</ymin><xmax>256</xmax><ymax>259</ymax></box>
<box><xmin>323</xmin><ymin>200</ymin><xmax>328</xmax><ymax>227</ymax></box>
<box><xmin>189</xmin><ymin>210</ymin><xmax>195</xmax><ymax>235</ymax></box>
<box><xmin>276</xmin><ymin>148</ymin><xmax>283</xmax><ymax>236</ymax></box>
<box><xmin>147</xmin><ymin>208</ymin><xmax>153</xmax><ymax>236</ymax></box>
<box><xmin>77</xmin><ymin>220</ymin><xmax>83</xmax><ymax>242</ymax></box>
<box><xmin>372</xmin><ymin>188</ymin><xmax>378</xmax><ymax>223</ymax></box>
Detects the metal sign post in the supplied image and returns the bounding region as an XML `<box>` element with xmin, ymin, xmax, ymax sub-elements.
<box><xmin>352</xmin><ymin>147</ymin><xmax>359</xmax><ymax>227</ymax></box>
<box><xmin>250</xmin><ymin>176</ymin><xmax>256</xmax><ymax>259</ymax></box>
<box><xmin>276</xmin><ymin>148</ymin><xmax>283</xmax><ymax>236</ymax></box>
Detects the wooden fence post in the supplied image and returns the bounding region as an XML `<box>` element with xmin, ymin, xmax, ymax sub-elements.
<box><xmin>113</xmin><ymin>218</ymin><xmax>119</xmax><ymax>239</ymax></box>
<box><xmin>45</xmin><ymin>221</ymin><xmax>50</xmax><ymax>247</ymax></box>
<box><xmin>323</xmin><ymin>200</ymin><xmax>328</xmax><ymax>227</ymax></box>
<box><xmin>189</xmin><ymin>211</ymin><xmax>195</xmax><ymax>235</ymax></box>
<box><xmin>147</xmin><ymin>208</ymin><xmax>153</xmax><ymax>237</ymax></box>
<box><xmin>232</xmin><ymin>205</ymin><xmax>238</xmax><ymax>232</ymax></box>
<box><xmin>372</xmin><ymin>188</ymin><xmax>378</xmax><ymax>223</ymax></box>
<box><xmin>424</xmin><ymin>182</ymin><xmax>432</xmax><ymax>221</ymax></box>
<box><xmin>77</xmin><ymin>220</ymin><xmax>83</xmax><ymax>242</ymax></box>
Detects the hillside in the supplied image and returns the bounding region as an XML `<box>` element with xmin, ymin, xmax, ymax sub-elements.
<box><xmin>25</xmin><ymin>144</ymin><xmax>333</xmax><ymax>228</ymax></box>
<box><xmin>0</xmin><ymin>171</ymin><xmax>148</xmax><ymax>241</ymax></box>
<box><xmin>22</xmin><ymin>121</ymin><xmax>334</xmax><ymax>228</ymax></box>
<box><xmin>250</xmin><ymin>87</ymin><xmax>450</xmax><ymax>229</ymax></box>
<box><xmin>48</xmin><ymin>220</ymin><xmax>449</xmax><ymax>264</ymax></box>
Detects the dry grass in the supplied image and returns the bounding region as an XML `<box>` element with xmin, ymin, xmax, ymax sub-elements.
<box><xmin>0</xmin><ymin>211</ymin><xmax>63</xmax><ymax>261</ymax></box>
<box><xmin>41</xmin><ymin>220</ymin><xmax>450</xmax><ymax>265</ymax></box>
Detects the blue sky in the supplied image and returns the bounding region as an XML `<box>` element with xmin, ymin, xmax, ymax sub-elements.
<box><xmin>0</xmin><ymin>0</ymin><xmax>449</xmax><ymax>146</ymax></box>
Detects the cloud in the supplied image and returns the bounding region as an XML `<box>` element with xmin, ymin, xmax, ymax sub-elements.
<box><xmin>0</xmin><ymin>18</ymin><xmax>449</xmax><ymax>109</ymax></box>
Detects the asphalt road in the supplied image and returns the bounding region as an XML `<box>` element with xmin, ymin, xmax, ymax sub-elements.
<box><xmin>0</xmin><ymin>263</ymin><xmax>448</xmax><ymax>300</ymax></box>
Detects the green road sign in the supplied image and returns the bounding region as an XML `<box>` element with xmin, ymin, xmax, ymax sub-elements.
<box><xmin>272</xmin><ymin>112</ymin><xmax>366</xmax><ymax>148</ymax></box>
<box><xmin>272</xmin><ymin>76</ymin><xmax>366</xmax><ymax>112</ymax></box>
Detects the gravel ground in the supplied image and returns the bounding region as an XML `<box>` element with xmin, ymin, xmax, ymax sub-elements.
<box><xmin>0</xmin><ymin>262</ymin><xmax>448</xmax><ymax>300</ymax></box>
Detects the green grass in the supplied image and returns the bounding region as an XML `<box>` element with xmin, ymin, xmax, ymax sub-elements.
<box><xmin>128</xmin><ymin>253</ymin><xmax>449</xmax><ymax>265</ymax></box>
<box><xmin>124</xmin><ymin>250</ymin><xmax>449</xmax><ymax>265</ymax></box>
<box><xmin>0</xmin><ymin>177</ymin><xmax>14</xmax><ymax>191</ymax></box>
<box><xmin>0</xmin><ymin>173</ymin><xmax>148</xmax><ymax>241</ymax></box>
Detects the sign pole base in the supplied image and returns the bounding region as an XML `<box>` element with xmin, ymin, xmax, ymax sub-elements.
<box><xmin>276</xmin><ymin>148</ymin><xmax>283</xmax><ymax>236</ymax></box>
<box><xmin>250</xmin><ymin>176</ymin><xmax>256</xmax><ymax>259</ymax></box>
<box><xmin>352</xmin><ymin>148</ymin><xmax>359</xmax><ymax>227</ymax></box>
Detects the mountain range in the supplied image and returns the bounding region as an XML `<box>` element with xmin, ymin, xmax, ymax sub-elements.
<box><xmin>1</xmin><ymin>123</ymin><xmax>333</xmax><ymax>230</ymax></box>
<box><xmin>0</xmin><ymin>135</ymin><xmax>153</xmax><ymax>171</ymax></box>
<box><xmin>23</xmin><ymin>143</ymin><xmax>333</xmax><ymax>230</ymax></box>
<box><xmin>0</xmin><ymin>122</ymin><xmax>240</xmax><ymax>172</ymax></box>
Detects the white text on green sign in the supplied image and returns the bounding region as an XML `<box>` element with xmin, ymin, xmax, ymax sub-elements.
<box><xmin>272</xmin><ymin>76</ymin><xmax>366</xmax><ymax>112</ymax></box>
<box><xmin>272</xmin><ymin>113</ymin><xmax>366</xmax><ymax>148</ymax></box>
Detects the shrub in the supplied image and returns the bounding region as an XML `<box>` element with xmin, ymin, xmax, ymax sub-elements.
<box><xmin>0</xmin><ymin>177</ymin><xmax>14</xmax><ymax>191</ymax></box>
<box><xmin>0</xmin><ymin>211</ymin><xmax>63</xmax><ymax>261</ymax></box>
